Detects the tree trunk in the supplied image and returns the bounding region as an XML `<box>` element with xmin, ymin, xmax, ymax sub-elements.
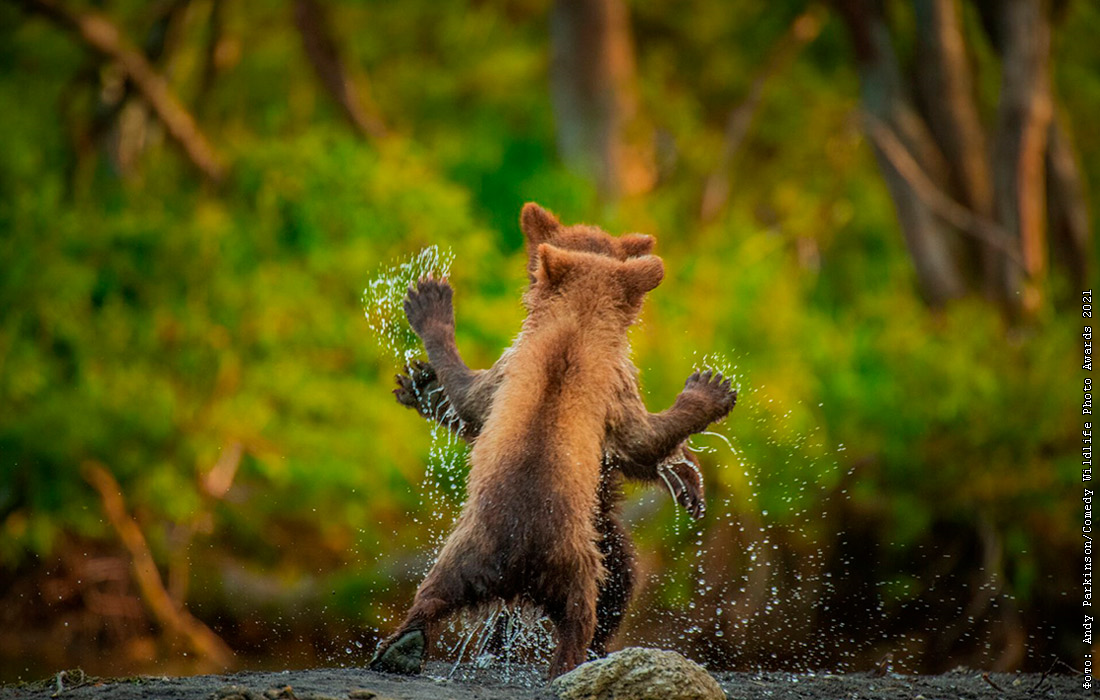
<box><xmin>913</xmin><ymin>0</ymin><xmax>995</xmax><ymax>286</ymax></box>
<box><xmin>1046</xmin><ymin>116</ymin><xmax>1091</xmax><ymax>292</ymax></box>
<box><xmin>990</xmin><ymin>0</ymin><xmax>1053</xmax><ymax>316</ymax></box>
<box><xmin>549</xmin><ymin>0</ymin><xmax>654</xmax><ymax>199</ymax></box>
<box><xmin>835</xmin><ymin>0</ymin><xmax>966</xmax><ymax>307</ymax></box>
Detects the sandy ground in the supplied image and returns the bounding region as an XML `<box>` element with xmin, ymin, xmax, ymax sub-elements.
<box><xmin>0</xmin><ymin>663</ymin><xmax>1085</xmax><ymax>700</ymax></box>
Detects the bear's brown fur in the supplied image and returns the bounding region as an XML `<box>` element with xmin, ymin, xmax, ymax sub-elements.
<box><xmin>373</xmin><ymin>240</ymin><xmax>736</xmax><ymax>678</ymax></box>
<box><xmin>391</xmin><ymin>203</ymin><xmax>720</xmax><ymax>655</ymax></box>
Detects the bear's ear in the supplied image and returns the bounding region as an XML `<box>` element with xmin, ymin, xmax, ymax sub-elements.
<box><xmin>521</xmin><ymin>203</ymin><xmax>561</xmax><ymax>249</ymax></box>
<box><xmin>619</xmin><ymin>255</ymin><xmax>664</xmax><ymax>299</ymax></box>
<box><xmin>535</xmin><ymin>243</ymin><xmax>573</xmax><ymax>287</ymax></box>
<box><xmin>619</xmin><ymin>234</ymin><xmax>655</xmax><ymax>258</ymax></box>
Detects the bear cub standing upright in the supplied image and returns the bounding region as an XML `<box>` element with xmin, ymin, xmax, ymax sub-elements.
<box><xmin>370</xmin><ymin>242</ymin><xmax>736</xmax><ymax>678</ymax></box>
<box><xmin>391</xmin><ymin>204</ymin><xmax>720</xmax><ymax>655</ymax></box>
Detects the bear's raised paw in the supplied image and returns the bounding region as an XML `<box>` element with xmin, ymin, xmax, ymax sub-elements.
<box><xmin>683</xmin><ymin>369</ymin><xmax>737</xmax><ymax>420</ymax></box>
<box><xmin>403</xmin><ymin>277</ymin><xmax>454</xmax><ymax>339</ymax></box>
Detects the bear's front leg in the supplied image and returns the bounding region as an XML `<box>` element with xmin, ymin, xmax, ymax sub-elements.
<box><xmin>614</xmin><ymin>370</ymin><xmax>736</xmax><ymax>472</ymax></box>
<box><xmin>393</xmin><ymin>359</ymin><xmax>440</xmax><ymax>417</ymax></box>
<box><xmin>609</xmin><ymin>445</ymin><xmax>706</xmax><ymax>520</ymax></box>
<box><xmin>677</xmin><ymin>369</ymin><xmax>738</xmax><ymax>421</ymax></box>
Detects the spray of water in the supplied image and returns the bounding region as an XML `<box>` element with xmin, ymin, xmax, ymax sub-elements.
<box><xmin>442</xmin><ymin>603</ymin><xmax>556</xmax><ymax>685</ymax></box>
<box><xmin>361</xmin><ymin>244</ymin><xmax>472</xmax><ymax>542</ymax></box>
<box><xmin>362</xmin><ymin>244</ymin><xmax>456</xmax><ymax>369</ymax></box>
<box><xmin>359</xmin><ymin>257</ymin><xmax>1024</xmax><ymax>674</ymax></box>
<box><xmin>622</xmin><ymin>350</ymin><xmax>856</xmax><ymax>671</ymax></box>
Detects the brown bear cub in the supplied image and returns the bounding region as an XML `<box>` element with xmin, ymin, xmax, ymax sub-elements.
<box><xmin>371</xmin><ymin>244</ymin><xmax>736</xmax><ymax>678</ymax></box>
<box><xmin>391</xmin><ymin>204</ymin><xmax>715</xmax><ymax>655</ymax></box>
<box><xmin>393</xmin><ymin>204</ymin><xmax>705</xmax><ymax>519</ymax></box>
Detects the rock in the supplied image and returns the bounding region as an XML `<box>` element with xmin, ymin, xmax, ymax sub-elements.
<box><xmin>550</xmin><ymin>647</ymin><xmax>726</xmax><ymax>700</ymax></box>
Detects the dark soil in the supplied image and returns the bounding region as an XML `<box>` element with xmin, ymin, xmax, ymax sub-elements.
<box><xmin>0</xmin><ymin>663</ymin><xmax>1085</xmax><ymax>700</ymax></box>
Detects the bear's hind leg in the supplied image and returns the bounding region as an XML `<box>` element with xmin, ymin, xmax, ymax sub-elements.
<box><xmin>369</xmin><ymin>562</ymin><xmax>477</xmax><ymax>675</ymax></box>
<box><xmin>545</xmin><ymin>588</ymin><xmax>598</xmax><ymax>679</ymax></box>
<box><xmin>590</xmin><ymin>509</ymin><xmax>636</xmax><ymax>657</ymax></box>
<box><xmin>368</xmin><ymin>592</ymin><xmax>455</xmax><ymax>674</ymax></box>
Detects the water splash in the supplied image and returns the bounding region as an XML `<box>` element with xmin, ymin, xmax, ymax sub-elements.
<box><xmin>437</xmin><ymin>603</ymin><xmax>554</xmax><ymax>687</ymax></box>
<box><xmin>362</xmin><ymin>276</ymin><xmax>999</xmax><ymax>675</ymax></box>
<box><xmin>361</xmin><ymin>245</ymin><xmax>472</xmax><ymax>552</ymax></box>
<box><xmin>362</xmin><ymin>245</ymin><xmax>455</xmax><ymax>368</ymax></box>
<box><xmin>629</xmin><ymin>349</ymin><xmax>854</xmax><ymax>671</ymax></box>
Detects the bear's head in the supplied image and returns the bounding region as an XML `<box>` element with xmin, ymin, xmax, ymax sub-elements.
<box><xmin>519</xmin><ymin>203</ymin><xmax>655</xmax><ymax>283</ymax></box>
<box><xmin>526</xmin><ymin>243</ymin><xmax>664</xmax><ymax>332</ymax></box>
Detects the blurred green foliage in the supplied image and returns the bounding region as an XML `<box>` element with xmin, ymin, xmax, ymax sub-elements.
<box><xmin>0</xmin><ymin>0</ymin><xmax>1094</xmax><ymax>677</ymax></box>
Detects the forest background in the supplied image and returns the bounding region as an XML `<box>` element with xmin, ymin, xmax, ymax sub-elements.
<box><xmin>0</xmin><ymin>0</ymin><xmax>1094</xmax><ymax>682</ymax></box>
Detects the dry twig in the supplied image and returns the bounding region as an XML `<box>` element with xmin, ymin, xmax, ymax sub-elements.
<box><xmin>982</xmin><ymin>672</ymin><xmax>1004</xmax><ymax>692</ymax></box>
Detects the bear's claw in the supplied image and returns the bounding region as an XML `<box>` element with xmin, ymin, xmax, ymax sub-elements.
<box><xmin>683</xmin><ymin>369</ymin><xmax>737</xmax><ymax>419</ymax></box>
<box><xmin>666</xmin><ymin>456</ymin><xmax>706</xmax><ymax>520</ymax></box>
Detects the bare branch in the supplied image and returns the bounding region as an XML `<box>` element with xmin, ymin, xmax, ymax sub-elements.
<box><xmin>82</xmin><ymin>461</ymin><xmax>235</xmax><ymax>669</ymax></box>
<box><xmin>293</xmin><ymin>0</ymin><xmax>387</xmax><ymax>141</ymax></box>
<box><xmin>862</xmin><ymin>113</ymin><xmax>1026</xmax><ymax>270</ymax></box>
<box><xmin>12</xmin><ymin>0</ymin><xmax>227</xmax><ymax>183</ymax></box>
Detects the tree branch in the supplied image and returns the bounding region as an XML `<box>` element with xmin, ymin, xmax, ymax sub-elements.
<box><xmin>861</xmin><ymin>113</ymin><xmax>1026</xmax><ymax>270</ymax></box>
<box><xmin>12</xmin><ymin>0</ymin><xmax>227</xmax><ymax>183</ymax></box>
<box><xmin>293</xmin><ymin>0</ymin><xmax>387</xmax><ymax>141</ymax></box>
<box><xmin>82</xmin><ymin>461</ymin><xmax>235</xmax><ymax>669</ymax></box>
